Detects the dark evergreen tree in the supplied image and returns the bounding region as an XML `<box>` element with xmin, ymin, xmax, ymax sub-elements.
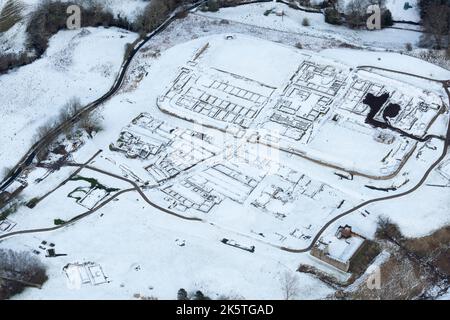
<box><xmin>324</xmin><ymin>8</ymin><xmax>342</xmax><ymax>25</ymax></box>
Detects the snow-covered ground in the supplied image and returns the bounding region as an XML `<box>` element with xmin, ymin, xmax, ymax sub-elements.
<box><xmin>4</xmin><ymin>187</ymin><xmax>335</xmax><ymax>299</ymax></box>
<box><xmin>0</xmin><ymin>27</ymin><xmax>138</xmax><ymax>170</ymax></box>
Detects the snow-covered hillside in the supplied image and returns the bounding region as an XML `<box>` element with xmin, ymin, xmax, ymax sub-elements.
<box><xmin>336</xmin><ymin>0</ymin><xmax>420</xmax><ymax>23</ymax></box>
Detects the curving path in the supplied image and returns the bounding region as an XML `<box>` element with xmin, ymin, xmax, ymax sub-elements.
<box><xmin>0</xmin><ymin>0</ymin><xmax>208</xmax><ymax>192</ymax></box>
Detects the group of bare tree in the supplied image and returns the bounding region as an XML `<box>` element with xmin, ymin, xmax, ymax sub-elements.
<box><xmin>0</xmin><ymin>249</ymin><xmax>48</xmax><ymax>300</ymax></box>
<box><xmin>419</xmin><ymin>0</ymin><xmax>450</xmax><ymax>49</ymax></box>
<box><xmin>323</xmin><ymin>0</ymin><xmax>393</xmax><ymax>29</ymax></box>
<box><xmin>346</xmin><ymin>0</ymin><xmax>393</xmax><ymax>28</ymax></box>
<box><xmin>0</xmin><ymin>0</ymin><xmax>32</xmax><ymax>74</ymax></box>
<box><xmin>34</xmin><ymin>97</ymin><xmax>103</xmax><ymax>162</ymax></box>
<box><xmin>27</xmin><ymin>0</ymin><xmax>196</xmax><ymax>52</ymax></box>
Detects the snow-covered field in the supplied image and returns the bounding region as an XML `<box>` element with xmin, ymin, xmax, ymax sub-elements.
<box><xmin>197</xmin><ymin>2</ymin><xmax>421</xmax><ymax>49</ymax></box>
<box><xmin>0</xmin><ymin>0</ymin><xmax>147</xmax><ymax>54</ymax></box>
<box><xmin>337</xmin><ymin>0</ymin><xmax>421</xmax><ymax>22</ymax></box>
<box><xmin>384</xmin><ymin>0</ymin><xmax>420</xmax><ymax>22</ymax></box>
<box><xmin>0</xmin><ymin>27</ymin><xmax>138</xmax><ymax>170</ymax></box>
<box><xmin>4</xmin><ymin>188</ymin><xmax>335</xmax><ymax>299</ymax></box>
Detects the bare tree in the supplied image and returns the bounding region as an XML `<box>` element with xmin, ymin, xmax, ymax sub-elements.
<box><xmin>345</xmin><ymin>251</ymin><xmax>428</xmax><ymax>299</ymax></box>
<box><xmin>280</xmin><ymin>271</ymin><xmax>299</xmax><ymax>300</ymax></box>
<box><xmin>33</xmin><ymin>120</ymin><xmax>57</xmax><ymax>162</ymax></box>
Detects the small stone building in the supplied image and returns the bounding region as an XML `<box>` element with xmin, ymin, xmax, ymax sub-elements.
<box><xmin>310</xmin><ymin>225</ymin><xmax>366</xmax><ymax>272</ymax></box>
